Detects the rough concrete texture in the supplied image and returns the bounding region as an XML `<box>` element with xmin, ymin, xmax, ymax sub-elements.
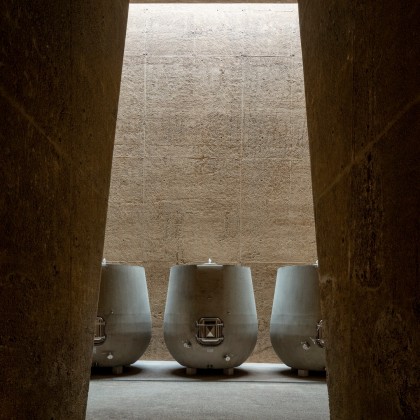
<box><xmin>299</xmin><ymin>1</ymin><xmax>420</xmax><ymax>418</ymax></box>
<box><xmin>104</xmin><ymin>4</ymin><xmax>317</xmax><ymax>363</ymax></box>
<box><xmin>0</xmin><ymin>2</ymin><xmax>128</xmax><ymax>419</ymax></box>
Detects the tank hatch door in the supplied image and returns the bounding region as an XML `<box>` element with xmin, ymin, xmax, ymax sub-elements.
<box><xmin>94</xmin><ymin>316</ymin><xmax>106</xmax><ymax>345</ymax></box>
<box><xmin>196</xmin><ymin>317</ymin><xmax>224</xmax><ymax>346</ymax></box>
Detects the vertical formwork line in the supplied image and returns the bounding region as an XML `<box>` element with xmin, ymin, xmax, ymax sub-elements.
<box><xmin>239</xmin><ymin>14</ymin><xmax>245</xmax><ymax>265</ymax></box>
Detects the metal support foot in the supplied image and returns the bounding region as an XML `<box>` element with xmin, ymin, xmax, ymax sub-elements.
<box><xmin>112</xmin><ymin>366</ymin><xmax>123</xmax><ymax>375</ymax></box>
<box><xmin>298</xmin><ymin>369</ymin><xmax>309</xmax><ymax>377</ymax></box>
<box><xmin>186</xmin><ymin>367</ymin><xmax>197</xmax><ymax>375</ymax></box>
<box><xmin>223</xmin><ymin>368</ymin><xmax>234</xmax><ymax>376</ymax></box>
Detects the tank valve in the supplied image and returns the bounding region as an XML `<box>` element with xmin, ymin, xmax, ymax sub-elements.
<box><xmin>301</xmin><ymin>341</ymin><xmax>310</xmax><ymax>351</ymax></box>
<box><xmin>310</xmin><ymin>320</ymin><xmax>325</xmax><ymax>348</ymax></box>
<box><xmin>107</xmin><ymin>352</ymin><xmax>114</xmax><ymax>360</ymax></box>
<box><xmin>224</xmin><ymin>355</ymin><xmax>231</xmax><ymax>362</ymax></box>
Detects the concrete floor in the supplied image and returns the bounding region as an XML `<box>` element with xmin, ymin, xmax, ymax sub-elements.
<box><xmin>87</xmin><ymin>361</ymin><xmax>330</xmax><ymax>419</ymax></box>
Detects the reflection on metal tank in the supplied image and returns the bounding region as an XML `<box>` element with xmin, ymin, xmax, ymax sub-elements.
<box><xmin>164</xmin><ymin>262</ymin><xmax>258</xmax><ymax>373</ymax></box>
<box><xmin>270</xmin><ymin>265</ymin><xmax>326</xmax><ymax>372</ymax></box>
<box><xmin>92</xmin><ymin>262</ymin><xmax>152</xmax><ymax>373</ymax></box>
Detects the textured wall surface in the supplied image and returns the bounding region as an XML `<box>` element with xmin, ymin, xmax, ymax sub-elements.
<box><xmin>299</xmin><ymin>1</ymin><xmax>419</xmax><ymax>418</ymax></box>
<box><xmin>0</xmin><ymin>1</ymin><xmax>128</xmax><ymax>418</ymax></box>
<box><xmin>104</xmin><ymin>4</ymin><xmax>316</xmax><ymax>363</ymax></box>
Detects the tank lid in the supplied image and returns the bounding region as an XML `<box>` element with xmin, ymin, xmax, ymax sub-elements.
<box><xmin>197</xmin><ymin>258</ymin><xmax>223</xmax><ymax>268</ymax></box>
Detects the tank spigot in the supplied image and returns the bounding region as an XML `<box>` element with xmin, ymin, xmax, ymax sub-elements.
<box><xmin>102</xmin><ymin>258</ymin><xmax>107</xmax><ymax>266</ymax></box>
<box><xmin>183</xmin><ymin>340</ymin><xmax>192</xmax><ymax>349</ymax></box>
<box><xmin>301</xmin><ymin>341</ymin><xmax>310</xmax><ymax>351</ymax></box>
<box><xmin>224</xmin><ymin>355</ymin><xmax>231</xmax><ymax>362</ymax></box>
<box><xmin>106</xmin><ymin>352</ymin><xmax>114</xmax><ymax>360</ymax></box>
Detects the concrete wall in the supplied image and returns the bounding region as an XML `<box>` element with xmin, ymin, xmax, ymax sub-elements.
<box><xmin>103</xmin><ymin>4</ymin><xmax>316</xmax><ymax>362</ymax></box>
<box><xmin>299</xmin><ymin>1</ymin><xmax>420</xmax><ymax>418</ymax></box>
<box><xmin>0</xmin><ymin>1</ymin><xmax>128</xmax><ymax>418</ymax></box>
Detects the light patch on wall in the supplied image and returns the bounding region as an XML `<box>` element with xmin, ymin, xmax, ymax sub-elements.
<box><xmin>105</xmin><ymin>2</ymin><xmax>315</xmax><ymax>362</ymax></box>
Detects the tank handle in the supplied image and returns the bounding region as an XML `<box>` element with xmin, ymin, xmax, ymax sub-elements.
<box><xmin>310</xmin><ymin>319</ymin><xmax>325</xmax><ymax>348</ymax></box>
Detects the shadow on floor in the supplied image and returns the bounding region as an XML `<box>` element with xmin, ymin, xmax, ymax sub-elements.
<box><xmin>90</xmin><ymin>361</ymin><xmax>327</xmax><ymax>384</ymax></box>
<box><xmin>90</xmin><ymin>365</ymin><xmax>143</xmax><ymax>379</ymax></box>
<box><xmin>169</xmin><ymin>366</ymin><xmax>250</xmax><ymax>380</ymax></box>
<box><xmin>278</xmin><ymin>367</ymin><xmax>327</xmax><ymax>383</ymax></box>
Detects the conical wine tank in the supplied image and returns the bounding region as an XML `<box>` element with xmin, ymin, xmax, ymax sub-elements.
<box><xmin>270</xmin><ymin>264</ymin><xmax>326</xmax><ymax>372</ymax></box>
<box><xmin>92</xmin><ymin>262</ymin><xmax>152</xmax><ymax>373</ymax></box>
<box><xmin>164</xmin><ymin>262</ymin><xmax>258</xmax><ymax>373</ymax></box>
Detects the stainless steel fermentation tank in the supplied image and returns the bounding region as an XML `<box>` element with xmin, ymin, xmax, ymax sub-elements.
<box><xmin>270</xmin><ymin>265</ymin><xmax>326</xmax><ymax>375</ymax></box>
<box><xmin>92</xmin><ymin>263</ymin><xmax>152</xmax><ymax>374</ymax></box>
<box><xmin>164</xmin><ymin>263</ymin><xmax>258</xmax><ymax>374</ymax></box>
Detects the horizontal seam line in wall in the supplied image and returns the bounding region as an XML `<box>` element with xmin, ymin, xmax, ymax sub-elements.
<box><xmin>314</xmin><ymin>95</ymin><xmax>420</xmax><ymax>205</ymax></box>
<box><xmin>92</xmin><ymin>379</ymin><xmax>325</xmax><ymax>385</ymax></box>
<box><xmin>105</xmin><ymin>261</ymin><xmax>316</xmax><ymax>265</ymax></box>
<box><xmin>241</xmin><ymin>55</ymin><xmax>293</xmax><ymax>58</ymax></box>
<box><xmin>135</xmin><ymin>157</ymin><xmax>308</xmax><ymax>161</ymax></box>
<box><xmin>128</xmin><ymin>54</ymin><xmax>293</xmax><ymax>59</ymax></box>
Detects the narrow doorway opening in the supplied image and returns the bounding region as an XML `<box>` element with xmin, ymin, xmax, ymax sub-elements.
<box><xmin>88</xmin><ymin>4</ymin><xmax>327</xmax><ymax>419</ymax></box>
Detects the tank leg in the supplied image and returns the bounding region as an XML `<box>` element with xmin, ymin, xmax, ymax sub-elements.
<box><xmin>112</xmin><ymin>366</ymin><xmax>123</xmax><ymax>375</ymax></box>
<box><xmin>186</xmin><ymin>367</ymin><xmax>197</xmax><ymax>375</ymax></box>
<box><xmin>223</xmin><ymin>368</ymin><xmax>234</xmax><ymax>376</ymax></box>
<box><xmin>298</xmin><ymin>369</ymin><xmax>309</xmax><ymax>377</ymax></box>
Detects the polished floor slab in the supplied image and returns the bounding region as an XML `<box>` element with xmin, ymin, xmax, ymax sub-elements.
<box><xmin>87</xmin><ymin>361</ymin><xmax>329</xmax><ymax>419</ymax></box>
